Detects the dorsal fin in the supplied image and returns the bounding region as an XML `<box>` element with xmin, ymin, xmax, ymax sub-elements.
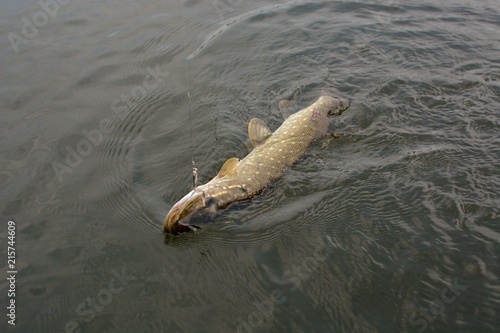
<box><xmin>244</xmin><ymin>138</ymin><xmax>254</xmax><ymax>152</ymax></box>
<box><xmin>278</xmin><ymin>99</ymin><xmax>296</xmax><ymax>119</ymax></box>
<box><xmin>216</xmin><ymin>157</ymin><xmax>238</xmax><ymax>178</ymax></box>
<box><xmin>248</xmin><ymin>118</ymin><xmax>272</xmax><ymax>148</ymax></box>
<box><xmin>321</xmin><ymin>84</ymin><xmax>331</xmax><ymax>97</ymax></box>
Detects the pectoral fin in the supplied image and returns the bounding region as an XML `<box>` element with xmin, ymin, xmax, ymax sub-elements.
<box><xmin>248</xmin><ymin>118</ymin><xmax>272</xmax><ymax>148</ymax></box>
<box><xmin>216</xmin><ymin>157</ymin><xmax>239</xmax><ymax>178</ymax></box>
<box><xmin>278</xmin><ymin>99</ymin><xmax>296</xmax><ymax>119</ymax></box>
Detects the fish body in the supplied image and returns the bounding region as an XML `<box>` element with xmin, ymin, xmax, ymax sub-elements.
<box><xmin>164</xmin><ymin>94</ymin><xmax>350</xmax><ymax>234</ymax></box>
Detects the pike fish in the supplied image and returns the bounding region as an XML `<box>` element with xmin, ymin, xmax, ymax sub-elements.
<box><xmin>164</xmin><ymin>94</ymin><xmax>350</xmax><ymax>234</ymax></box>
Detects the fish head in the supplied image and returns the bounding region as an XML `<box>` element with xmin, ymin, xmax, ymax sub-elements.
<box><xmin>317</xmin><ymin>95</ymin><xmax>351</xmax><ymax>117</ymax></box>
<box><xmin>163</xmin><ymin>189</ymin><xmax>218</xmax><ymax>234</ymax></box>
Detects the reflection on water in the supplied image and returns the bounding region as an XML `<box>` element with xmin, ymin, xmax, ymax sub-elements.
<box><xmin>1</xmin><ymin>0</ymin><xmax>499</xmax><ymax>332</ymax></box>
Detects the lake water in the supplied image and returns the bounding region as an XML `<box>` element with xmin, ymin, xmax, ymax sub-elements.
<box><xmin>1</xmin><ymin>0</ymin><xmax>499</xmax><ymax>332</ymax></box>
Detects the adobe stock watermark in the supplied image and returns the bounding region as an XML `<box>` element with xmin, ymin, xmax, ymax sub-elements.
<box><xmin>7</xmin><ymin>0</ymin><xmax>72</xmax><ymax>53</ymax></box>
<box><xmin>51</xmin><ymin>65</ymin><xmax>169</xmax><ymax>183</ymax></box>
<box><xmin>401</xmin><ymin>277</ymin><xmax>468</xmax><ymax>333</ymax></box>
<box><xmin>236</xmin><ymin>236</ymin><xmax>338</xmax><ymax>333</ymax></box>
<box><xmin>212</xmin><ymin>0</ymin><xmax>243</xmax><ymax>21</ymax></box>
<box><xmin>55</xmin><ymin>267</ymin><xmax>135</xmax><ymax>333</ymax></box>
<box><xmin>346</xmin><ymin>1</ymin><xmax>401</xmax><ymax>63</ymax></box>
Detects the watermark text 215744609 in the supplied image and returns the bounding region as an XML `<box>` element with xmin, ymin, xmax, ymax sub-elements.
<box><xmin>6</xmin><ymin>220</ymin><xmax>17</xmax><ymax>326</ymax></box>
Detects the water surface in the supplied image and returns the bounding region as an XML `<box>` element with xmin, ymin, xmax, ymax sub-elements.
<box><xmin>1</xmin><ymin>0</ymin><xmax>499</xmax><ymax>332</ymax></box>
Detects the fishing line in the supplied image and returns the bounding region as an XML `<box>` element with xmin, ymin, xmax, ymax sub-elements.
<box><xmin>180</xmin><ymin>1</ymin><xmax>198</xmax><ymax>189</ymax></box>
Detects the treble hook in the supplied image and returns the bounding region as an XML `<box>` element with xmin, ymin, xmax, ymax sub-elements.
<box><xmin>192</xmin><ymin>160</ymin><xmax>198</xmax><ymax>189</ymax></box>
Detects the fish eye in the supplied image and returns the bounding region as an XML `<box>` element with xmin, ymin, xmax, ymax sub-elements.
<box><xmin>205</xmin><ymin>197</ymin><xmax>218</xmax><ymax>207</ymax></box>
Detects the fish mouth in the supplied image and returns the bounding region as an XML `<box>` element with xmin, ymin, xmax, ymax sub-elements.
<box><xmin>163</xmin><ymin>190</ymin><xmax>204</xmax><ymax>235</ymax></box>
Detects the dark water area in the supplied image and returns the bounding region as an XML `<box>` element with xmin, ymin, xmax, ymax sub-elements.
<box><xmin>1</xmin><ymin>0</ymin><xmax>500</xmax><ymax>332</ymax></box>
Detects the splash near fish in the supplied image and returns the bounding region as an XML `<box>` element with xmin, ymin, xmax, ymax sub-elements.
<box><xmin>164</xmin><ymin>93</ymin><xmax>350</xmax><ymax>234</ymax></box>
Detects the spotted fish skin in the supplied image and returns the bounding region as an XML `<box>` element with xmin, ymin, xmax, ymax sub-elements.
<box><xmin>164</xmin><ymin>94</ymin><xmax>350</xmax><ymax>234</ymax></box>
